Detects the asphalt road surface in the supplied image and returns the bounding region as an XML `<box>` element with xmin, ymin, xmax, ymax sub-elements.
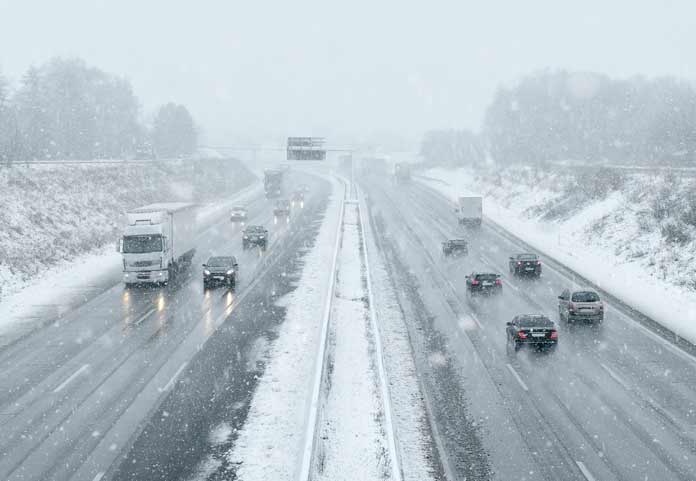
<box><xmin>362</xmin><ymin>174</ymin><xmax>696</xmax><ymax>481</ymax></box>
<box><xmin>0</xmin><ymin>172</ymin><xmax>330</xmax><ymax>481</ymax></box>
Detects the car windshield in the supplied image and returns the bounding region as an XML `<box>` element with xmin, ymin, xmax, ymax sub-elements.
<box><xmin>122</xmin><ymin>235</ymin><xmax>162</xmax><ymax>254</ymax></box>
<box><xmin>572</xmin><ymin>291</ymin><xmax>600</xmax><ymax>302</ymax></box>
<box><xmin>207</xmin><ymin>257</ymin><xmax>235</xmax><ymax>267</ymax></box>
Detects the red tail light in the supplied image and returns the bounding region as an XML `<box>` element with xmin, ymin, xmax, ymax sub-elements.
<box><xmin>471</xmin><ymin>280</ymin><xmax>479</xmax><ymax>285</ymax></box>
<box><xmin>550</xmin><ymin>330</ymin><xmax>558</xmax><ymax>339</ymax></box>
<box><xmin>495</xmin><ymin>279</ymin><xmax>502</xmax><ymax>286</ymax></box>
<box><xmin>517</xmin><ymin>331</ymin><xmax>528</xmax><ymax>339</ymax></box>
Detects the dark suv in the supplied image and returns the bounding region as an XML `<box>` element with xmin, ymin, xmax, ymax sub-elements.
<box><xmin>509</xmin><ymin>253</ymin><xmax>541</xmax><ymax>277</ymax></box>
<box><xmin>558</xmin><ymin>289</ymin><xmax>604</xmax><ymax>324</ymax></box>
<box><xmin>442</xmin><ymin>239</ymin><xmax>468</xmax><ymax>257</ymax></box>
<box><xmin>242</xmin><ymin>225</ymin><xmax>268</xmax><ymax>250</ymax></box>
<box><xmin>203</xmin><ymin>256</ymin><xmax>238</xmax><ymax>288</ymax></box>
<box><xmin>465</xmin><ymin>272</ymin><xmax>502</xmax><ymax>296</ymax></box>
<box><xmin>506</xmin><ymin>314</ymin><xmax>558</xmax><ymax>352</ymax></box>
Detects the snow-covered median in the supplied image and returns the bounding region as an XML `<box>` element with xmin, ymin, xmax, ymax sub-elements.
<box><xmin>224</xmin><ymin>178</ymin><xmax>343</xmax><ymax>480</ymax></box>
<box><xmin>418</xmin><ymin>166</ymin><xmax>696</xmax><ymax>343</ymax></box>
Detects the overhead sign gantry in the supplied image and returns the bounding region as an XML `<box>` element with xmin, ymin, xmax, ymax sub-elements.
<box><xmin>287</xmin><ymin>137</ymin><xmax>326</xmax><ymax>161</ymax></box>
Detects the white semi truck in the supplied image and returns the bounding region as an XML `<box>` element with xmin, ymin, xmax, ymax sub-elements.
<box><xmin>119</xmin><ymin>203</ymin><xmax>198</xmax><ymax>286</ymax></box>
<box><xmin>456</xmin><ymin>196</ymin><xmax>483</xmax><ymax>227</ymax></box>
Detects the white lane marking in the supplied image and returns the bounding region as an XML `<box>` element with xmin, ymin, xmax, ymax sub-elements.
<box><xmin>575</xmin><ymin>460</ymin><xmax>598</xmax><ymax>481</ymax></box>
<box><xmin>506</xmin><ymin>363</ymin><xmax>529</xmax><ymax>392</ymax></box>
<box><xmin>600</xmin><ymin>363</ymin><xmax>629</xmax><ymax>390</ymax></box>
<box><xmin>160</xmin><ymin>362</ymin><xmax>187</xmax><ymax>393</ymax></box>
<box><xmin>134</xmin><ymin>308</ymin><xmax>156</xmax><ymax>326</ymax></box>
<box><xmin>53</xmin><ymin>364</ymin><xmax>90</xmax><ymax>393</ymax></box>
<box><xmin>92</xmin><ymin>472</ymin><xmax>105</xmax><ymax>481</ymax></box>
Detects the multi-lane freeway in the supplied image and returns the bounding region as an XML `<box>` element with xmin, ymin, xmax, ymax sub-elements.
<box><xmin>1</xmin><ymin>166</ymin><xmax>696</xmax><ymax>481</ymax></box>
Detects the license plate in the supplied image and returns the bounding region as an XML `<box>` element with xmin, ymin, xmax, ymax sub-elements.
<box><xmin>525</xmin><ymin>267</ymin><xmax>534</xmax><ymax>271</ymax></box>
<box><xmin>214</xmin><ymin>276</ymin><xmax>224</xmax><ymax>280</ymax></box>
<box><xmin>532</xmin><ymin>333</ymin><xmax>545</xmax><ymax>337</ymax></box>
<box><xmin>482</xmin><ymin>281</ymin><xmax>493</xmax><ymax>286</ymax></box>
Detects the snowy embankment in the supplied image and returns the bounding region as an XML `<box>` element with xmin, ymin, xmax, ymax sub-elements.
<box><xmin>0</xmin><ymin>159</ymin><xmax>256</xmax><ymax>340</ymax></box>
<box><xmin>418</xmin><ymin>166</ymin><xmax>696</xmax><ymax>343</ymax></box>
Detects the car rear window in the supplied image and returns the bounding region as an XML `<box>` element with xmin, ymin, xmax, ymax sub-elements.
<box><xmin>518</xmin><ymin>254</ymin><xmax>537</xmax><ymax>260</ymax></box>
<box><xmin>475</xmin><ymin>274</ymin><xmax>498</xmax><ymax>281</ymax></box>
<box><xmin>517</xmin><ymin>316</ymin><xmax>553</xmax><ymax>327</ymax></box>
<box><xmin>572</xmin><ymin>291</ymin><xmax>600</xmax><ymax>302</ymax></box>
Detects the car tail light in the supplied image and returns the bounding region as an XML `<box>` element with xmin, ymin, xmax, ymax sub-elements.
<box><xmin>471</xmin><ymin>280</ymin><xmax>479</xmax><ymax>285</ymax></box>
<box><xmin>549</xmin><ymin>330</ymin><xmax>558</xmax><ymax>339</ymax></box>
<box><xmin>568</xmin><ymin>302</ymin><xmax>575</xmax><ymax>312</ymax></box>
<box><xmin>495</xmin><ymin>278</ymin><xmax>502</xmax><ymax>286</ymax></box>
<box><xmin>517</xmin><ymin>331</ymin><xmax>528</xmax><ymax>339</ymax></box>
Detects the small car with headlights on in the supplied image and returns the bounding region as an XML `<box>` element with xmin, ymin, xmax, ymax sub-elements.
<box><xmin>242</xmin><ymin>225</ymin><xmax>268</xmax><ymax>250</ymax></box>
<box><xmin>203</xmin><ymin>256</ymin><xmax>238</xmax><ymax>288</ymax></box>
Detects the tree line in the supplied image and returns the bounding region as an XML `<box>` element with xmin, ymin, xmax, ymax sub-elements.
<box><xmin>421</xmin><ymin>70</ymin><xmax>696</xmax><ymax>166</ymax></box>
<box><xmin>0</xmin><ymin>58</ymin><xmax>197</xmax><ymax>163</ymax></box>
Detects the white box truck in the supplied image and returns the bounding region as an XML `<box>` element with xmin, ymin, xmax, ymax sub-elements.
<box><xmin>456</xmin><ymin>196</ymin><xmax>483</xmax><ymax>227</ymax></box>
<box><xmin>119</xmin><ymin>203</ymin><xmax>198</xmax><ymax>286</ymax></box>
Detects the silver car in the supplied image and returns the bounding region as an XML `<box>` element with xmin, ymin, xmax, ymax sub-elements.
<box><xmin>558</xmin><ymin>289</ymin><xmax>604</xmax><ymax>324</ymax></box>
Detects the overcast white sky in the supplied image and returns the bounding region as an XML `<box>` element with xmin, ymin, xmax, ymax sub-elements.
<box><xmin>1</xmin><ymin>0</ymin><xmax>695</xmax><ymax>146</ymax></box>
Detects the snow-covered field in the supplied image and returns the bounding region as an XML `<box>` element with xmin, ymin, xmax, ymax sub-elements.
<box><xmin>418</xmin><ymin>166</ymin><xmax>696</xmax><ymax>343</ymax></box>
<box><xmin>0</xmin><ymin>159</ymin><xmax>254</xmax><ymax>298</ymax></box>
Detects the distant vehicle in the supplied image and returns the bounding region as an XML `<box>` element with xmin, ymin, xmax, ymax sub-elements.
<box><xmin>264</xmin><ymin>169</ymin><xmax>284</xmax><ymax>198</ymax></box>
<box><xmin>442</xmin><ymin>239</ymin><xmax>468</xmax><ymax>257</ymax></box>
<box><xmin>506</xmin><ymin>314</ymin><xmax>558</xmax><ymax>352</ymax></box>
<box><xmin>456</xmin><ymin>196</ymin><xmax>482</xmax><ymax>227</ymax></box>
<box><xmin>230</xmin><ymin>206</ymin><xmax>248</xmax><ymax>223</ymax></box>
<box><xmin>120</xmin><ymin>203</ymin><xmax>197</xmax><ymax>286</ymax></box>
<box><xmin>203</xmin><ymin>256</ymin><xmax>238</xmax><ymax>288</ymax></box>
<box><xmin>465</xmin><ymin>272</ymin><xmax>502</xmax><ymax>296</ymax></box>
<box><xmin>274</xmin><ymin>199</ymin><xmax>291</xmax><ymax>217</ymax></box>
<box><xmin>394</xmin><ymin>162</ymin><xmax>411</xmax><ymax>183</ymax></box>
<box><xmin>509</xmin><ymin>253</ymin><xmax>542</xmax><ymax>277</ymax></box>
<box><xmin>558</xmin><ymin>289</ymin><xmax>604</xmax><ymax>324</ymax></box>
<box><xmin>242</xmin><ymin>225</ymin><xmax>268</xmax><ymax>250</ymax></box>
<box><xmin>291</xmin><ymin>190</ymin><xmax>305</xmax><ymax>208</ymax></box>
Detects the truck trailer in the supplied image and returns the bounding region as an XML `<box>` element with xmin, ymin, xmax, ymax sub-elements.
<box><xmin>120</xmin><ymin>203</ymin><xmax>198</xmax><ymax>286</ymax></box>
<box><xmin>264</xmin><ymin>169</ymin><xmax>284</xmax><ymax>198</ymax></box>
<box><xmin>456</xmin><ymin>196</ymin><xmax>483</xmax><ymax>227</ymax></box>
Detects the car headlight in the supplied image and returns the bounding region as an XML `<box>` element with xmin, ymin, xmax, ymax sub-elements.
<box><xmin>243</xmin><ymin>235</ymin><xmax>248</xmax><ymax>239</ymax></box>
<box><xmin>259</xmin><ymin>235</ymin><xmax>265</xmax><ymax>239</ymax></box>
<box><xmin>226</xmin><ymin>269</ymin><xmax>234</xmax><ymax>275</ymax></box>
<box><xmin>204</xmin><ymin>270</ymin><xmax>210</xmax><ymax>275</ymax></box>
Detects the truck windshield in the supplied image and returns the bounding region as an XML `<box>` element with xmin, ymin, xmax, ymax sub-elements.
<box><xmin>122</xmin><ymin>235</ymin><xmax>162</xmax><ymax>253</ymax></box>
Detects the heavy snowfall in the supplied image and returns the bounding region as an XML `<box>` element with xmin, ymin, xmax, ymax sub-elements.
<box><xmin>1</xmin><ymin>2</ymin><xmax>696</xmax><ymax>481</ymax></box>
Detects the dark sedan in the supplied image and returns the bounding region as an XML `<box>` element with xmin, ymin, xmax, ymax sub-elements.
<box><xmin>465</xmin><ymin>272</ymin><xmax>502</xmax><ymax>296</ymax></box>
<box><xmin>506</xmin><ymin>314</ymin><xmax>558</xmax><ymax>352</ymax></box>
<box><xmin>203</xmin><ymin>256</ymin><xmax>238</xmax><ymax>288</ymax></box>
<box><xmin>509</xmin><ymin>253</ymin><xmax>542</xmax><ymax>277</ymax></box>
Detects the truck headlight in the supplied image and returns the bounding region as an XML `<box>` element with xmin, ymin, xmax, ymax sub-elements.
<box><xmin>204</xmin><ymin>270</ymin><xmax>211</xmax><ymax>275</ymax></box>
<box><xmin>259</xmin><ymin>235</ymin><xmax>265</xmax><ymax>238</ymax></box>
<box><xmin>226</xmin><ymin>270</ymin><xmax>234</xmax><ymax>275</ymax></box>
